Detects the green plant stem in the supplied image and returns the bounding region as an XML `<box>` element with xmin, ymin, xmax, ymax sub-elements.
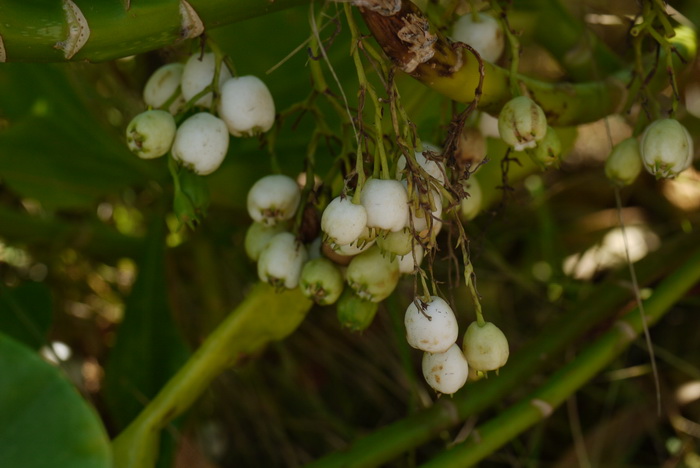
<box><xmin>0</xmin><ymin>0</ymin><xmax>307</xmax><ymax>62</ymax></box>
<box><xmin>306</xmin><ymin>232</ymin><xmax>700</xmax><ymax>468</ymax></box>
<box><xmin>358</xmin><ymin>2</ymin><xmax>696</xmax><ymax>126</ymax></box>
<box><xmin>112</xmin><ymin>283</ymin><xmax>312</xmax><ymax>468</ymax></box>
<box><xmin>421</xmin><ymin>246</ymin><xmax>700</xmax><ymax>467</ymax></box>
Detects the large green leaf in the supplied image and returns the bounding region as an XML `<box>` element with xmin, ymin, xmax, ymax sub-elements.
<box><xmin>103</xmin><ymin>219</ymin><xmax>189</xmax><ymax>430</ymax></box>
<box><xmin>0</xmin><ymin>281</ymin><xmax>52</xmax><ymax>349</ymax></box>
<box><xmin>0</xmin><ymin>63</ymin><xmax>159</xmax><ymax>210</ymax></box>
<box><xmin>0</xmin><ymin>332</ymin><xmax>111</xmax><ymax>468</ymax></box>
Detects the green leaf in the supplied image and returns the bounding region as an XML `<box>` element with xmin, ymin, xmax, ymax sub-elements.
<box><xmin>0</xmin><ymin>332</ymin><xmax>111</xmax><ymax>468</ymax></box>
<box><xmin>103</xmin><ymin>220</ymin><xmax>190</xmax><ymax>430</ymax></box>
<box><xmin>0</xmin><ymin>281</ymin><xmax>53</xmax><ymax>349</ymax></box>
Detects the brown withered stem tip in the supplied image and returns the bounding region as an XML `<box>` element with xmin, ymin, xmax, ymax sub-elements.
<box><xmin>356</xmin><ymin>0</ymin><xmax>462</xmax><ymax>78</ymax></box>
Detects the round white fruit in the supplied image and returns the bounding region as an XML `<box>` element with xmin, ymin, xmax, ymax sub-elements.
<box><xmin>321</xmin><ymin>196</ymin><xmax>368</xmax><ymax>246</ymax></box>
<box><xmin>405</xmin><ymin>296</ymin><xmax>459</xmax><ymax>354</ymax></box>
<box><xmin>396</xmin><ymin>144</ymin><xmax>446</xmax><ymax>185</ymax></box>
<box><xmin>247</xmin><ymin>174</ymin><xmax>301</xmax><ymax>226</ymax></box>
<box><xmin>218</xmin><ymin>76</ymin><xmax>276</xmax><ymax>137</ymax></box>
<box><xmin>360</xmin><ymin>179</ymin><xmax>409</xmax><ymax>232</ymax></box>
<box><xmin>346</xmin><ymin>246</ymin><xmax>399</xmax><ymax>302</ymax></box>
<box><xmin>498</xmin><ymin>96</ymin><xmax>547</xmax><ymax>151</ymax></box>
<box><xmin>125</xmin><ymin>110</ymin><xmax>176</xmax><ymax>159</ymax></box>
<box><xmin>143</xmin><ymin>63</ymin><xmax>185</xmax><ymax>114</ymax></box>
<box><xmin>462</xmin><ymin>321</ymin><xmax>509</xmax><ymax>372</ymax></box>
<box><xmin>397</xmin><ymin>244</ymin><xmax>424</xmax><ymax>274</ymax></box>
<box><xmin>410</xmin><ymin>189</ymin><xmax>442</xmax><ymax>240</ymax></box>
<box><xmin>172</xmin><ymin>112</ymin><xmax>229</xmax><ymax>175</ymax></box>
<box><xmin>451</xmin><ymin>13</ymin><xmax>505</xmax><ymax>63</ymax></box>
<box><xmin>422</xmin><ymin>344</ymin><xmax>469</xmax><ymax>395</ymax></box>
<box><xmin>257</xmin><ymin>232</ymin><xmax>308</xmax><ymax>289</ymax></box>
<box><xmin>181</xmin><ymin>52</ymin><xmax>232</xmax><ymax>108</ymax></box>
<box><xmin>640</xmin><ymin>118</ymin><xmax>694</xmax><ymax>179</ymax></box>
<box><xmin>244</xmin><ymin>222</ymin><xmax>287</xmax><ymax>262</ymax></box>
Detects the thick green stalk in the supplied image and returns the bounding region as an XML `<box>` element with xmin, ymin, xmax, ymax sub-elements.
<box><xmin>358</xmin><ymin>1</ymin><xmax>696</xmax><ymax>126</ymax></box>
<box><xmin>421</xmin><ymin>246</ymin><xmax>700</xmax><ymax>467</ymax></box>
<box><xmin>0</xmin><ymin>0</ymin><xmax>307</xmax><ymax>62</ymax></box>
<box><xmin>306</xmin><ymin>232</ymin><xmax>700</xmax><ymax>468</ymax></box>
<box><xmin>112</xmin><ymin>283</ymin><xmax>312</xmax><ymax>468</ymax></box>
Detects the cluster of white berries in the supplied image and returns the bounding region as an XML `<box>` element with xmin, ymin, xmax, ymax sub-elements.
<box><xmin>404</xmin><ymin>296</ymin><xmax>509</xmax><ymax>395</ymax></box>
<box><xmin>126</xmin><ymin>51</ymin><xmax>276</xmax><ymax>176</ymax></box>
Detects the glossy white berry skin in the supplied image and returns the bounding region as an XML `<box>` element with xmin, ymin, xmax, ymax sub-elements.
<box><xmin>257</xmin><ymin>232</ymin><xmax>308</xmax><ymax>289</ymax></box>
<box><xmin>462</xmin><ymin>321</ymin><xmax>509</xmax><ymax>372</ymax></box>
<box><xmin>422</xmin><ymin>344</ymin><xmax>469</xmax><ymax>395</ymax></box>
<box><xmin>451</xmin><ymin>13</ymin><xmax>504</xmax><ymax>63</ymax></box>
<box><xmin>640</xmin><ymin>119</ymin><xmax>694</xmax><ymax>179</ymax></box>
<box><xmin>397</xmin><ymin>244</ymin><xmax>424</xmax><ymax>274</ymax></box>
<box><xmin>396</xmin><ymin>144</ymin><xmax>446</xmax><ymax>185</ymax></box>
<box><xmin>459</xmin><ymin>178</ymin><xmax>482</xmax><ymax>221</ymax></box>
<box><xmin>244</xmin><ymin>222</ymin><xmax>287</xmax><ymax>262</ymax></box>
<box><xmin>181</xmin><ymin>52</ymin><xmax>232</xmax><ymax>108</ymax></box>
<box><xmin>405</xmin><ymin>296</ymin><xmax>459</xmax><ymax>354</ymax></box>
<box><xmin>172</xmin><ymin>113</ymin><xmax>229</xmax><ymax>175</ymax></box>
<box><xmin>346</xmin><ymin>246</ymin><xmax>399</xmax><ymax>302</ymax></box>
<box><xmin>498</xmin><ymin>96</ymin><xmax>547</xmax><ymax>151</ymax></box>
<box><xmin>126</xmin><ymin>110</ymin><xmax>176</xmax><ymax>159</ymax></box>
<box><xmin>321</xmin><ymin>197</ymin><xmax>368</xmax><ymax>246</ymax></box>
<box><xmin>360</xmin><ymin>179</ymin><xmax>409</xmax><ymax>232</ymax></box>
<box><xmin>143</xmin><ymin>63</ymin><xmax>185</xmax><ymax>114</ymax></box>
<box><xmin>605</xmin><ymin>138</ymin><xmax>643</xmax><ymax>186</ymax></box>
<box><xmin>218</xmin><ymin>76</ymin><xmax>275</xmax><ymax>137</ymax></box>
<box><xmin>300</xmin><ymin>257</ymin><xmax>344</xmax><ymax>305</ymax></box>
<box><xmin>247</xmin><ymin>174</ymin><xmax>301</xmax><ymax>226</ymax></box>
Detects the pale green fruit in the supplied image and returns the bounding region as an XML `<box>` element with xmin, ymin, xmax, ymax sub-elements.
<box><xmin>459</xmin><ymin>178</ymin><xmax>482</xmax><ymax>221</ymax></box>
<box><xmin>244</xmin><ymin>222</ymin><xmax>287</xmax><ymax>262</ymax></box>
<box><xmin>640</xmin><ymin>118</ymin><xmax>694</xmax><ymax>179</ymax></box>
<box><xmin>300</xmin><ymin>258</ymin><xmax>344</xmax><ymax>305</ymax></box>
<box><xmin>377</xmin><ymin>229</ymin><xmax>414</xmax><ymax>257</ymax></box>
<box><xmin>422</xmin><ymin>344</ymin><xmax>469</xmax><ymax>395</ymax></box>
<box><xmin>530</xmin><ymin>126</ymin><xmax>562</xmax><ymax>168</ymax></box>
<box><xmin>404</xmin><ymin>296</ymin><xmax>459</xmax><ymax>353</ymax></box>
<box><xmin>498</xmin><ymin>96</ymin><xmax>547</xmax><ymax>151</ymax></box>
<box><xmin>605</xmin><ymin>138</ymin><xmax>642</xmax><ymax>186</ymax></box>
<box><xmin>346</xmin><ymin>246</ymin><xmax>399</xmax><ymax>302</ymax></box>
<box><xmin>397</xmin><ymin>244</ymin><xmax>424</xmax><ymax>274</ymax></box>
<box><xmin>336</xmin><ymin>288</ymin><xmax>379</xmax><ymax>331</ymax></box>
<box><xmin>126</xmin><ymin>110</ymin><xmax>176</xmax><ymax>159</ymax></box>
<box><xmin>462</xmin><ymin>321</ymin><xmax>509</xmax><ymax>372</ymax></box>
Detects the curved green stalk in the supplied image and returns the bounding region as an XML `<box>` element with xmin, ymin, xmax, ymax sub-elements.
<box><xmin>306</xmin><ymin>232</ymin><xmax>700</xmax><ymax>468</ymax></box>
<box><xmin>358</xmin><ymin>1</ymin><xmax>696</xmax><ymax>126</ymax></box>
<box><xmin>421</xmin><ymin>246</ymin><xmax>700</xmax><ymax>467</ymax></box>
<box><xmin>0</xmin><ymin>0</ymin><xmax>306</xmax><ymax>62</ymax></box>
<box><xmin>112</xmin><ymin>283</ymin><xmax>312</xmax><ymax>468</ymax></box>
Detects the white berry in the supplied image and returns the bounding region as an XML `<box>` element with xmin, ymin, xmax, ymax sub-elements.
<box><xmin>640</xmin><ymin>118</ymin><xmax>694</xmax><ymax>179</ymax></box>
<box><xmin>321</xmin><ymin>196</ymin><xmax>368</xmax><ymax>246</ymax></box>
<box><xmin>172</xmin><ymin>113</ymin><xmax>229</xmax><ymax>175</ymax></box>
<box><xmin>244</xmin><ymin>222</ymin><xmax>287</xmax><ymax>262</ymax></box>
<box><xmin>462</xmin><ymin>321</ymin><xmax>509</xmax><ymax>372</ymax></box>
<box><xmin>405</xmin><ymin>296</ymin><xmax>459</xmax><ymax>354</ymax></box>
<box><xmin>126</xmin><ymin>110</ymin><xmax>176</xmax><ymax>159</ymax></box>
<box><xmin>410</xmin><ymin>189</ymin><xmax>442</xmax><ymax>240</ymax></box>
<box><xmin>360</xmin><ymin>179</ymin><xmax>409</xmax><ymax>232</ymax></box>
<box><xmin>422</xmin><ymin>344</ymin><xmax>469</xmax><ymax>395</ymax></box>
<box><xmin>498</xmin><ymin>96</ymin><xmax>547</xmax><ymax>151</ymax></box>
<box><xmin>181</xmin><ymin>52</ymin><xmax>231</xmax><ymax>108</ymax></box>
<box><xmin>143</xmin><ymin>63</ymin><xmax>185</xmax><ymax>114</ymax></box>
<box><xmin>396</xmin><ymin>143</ymin><xmax>446</xmax><ymax>185</ymax></box>
<box><xmin>451</xmin><ymin>13</ymin><xmax>504</xmax><ymax>63</ymax></box>
<box><xmin>218</xmin><ymin>76</ymin><xmax>276</xmax><ymax>137</ymax></box>
<box><xmin>257</xmin><ymin>232</ymin><xmax>308</xmax><ymax>289</ymax></box>
<box><xmin>397</xmin><ymin>244</ymin><xmax>424</xmax><ymax>274</ymax></box>
<box><xmin>247</xmin><ymin>174</ymin><xmax>301</xmax><ymax>226</ymax></box>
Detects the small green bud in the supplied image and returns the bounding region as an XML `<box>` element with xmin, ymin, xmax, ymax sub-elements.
<box><xmin>605</xmin><ymin>138</ymin><xmax>642</xmax><ymax>186</ymax></box>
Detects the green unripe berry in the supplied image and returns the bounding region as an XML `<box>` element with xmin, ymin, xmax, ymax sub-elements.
<box><xmin>300</xmin><ymin>258</ymin><xmax>344</xmax><ymax>305</ymax></box>
<box><xmin>640</xmin><ymin>118</ymin><xmax>694</xmax><ymax>179</ymax></box>
<box><xmin>126</xmin><ymin>110</ymin><xmax>176</xmax><ymax>159</ymax></box>
<box><xmin>462</xmin><ymin>321</ymin><xmax>509</xmax><ymax>372</ymax></box>
<box><xmin>377</xmin><ymin>229</ymin><xmax>414</xmax><ymax>257</ymax></box>
<box><xmin>336</xmin><ymin>288</ymin><xmax>379</xmax><ymax>331</ymax></box>
<box><xmin>346</xmin><ymin>246</ymin><xmax>399</xmax><ymax>302</ymax></box>
<box><xmin>530</xmin><ymin>126</ymin><xmax>562</xmax><ymax>168</ymax></box>
<box><xmin>605</xmin><ymin>138</ymin><xmax>642</xmax><ymax>186</ymax></box>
